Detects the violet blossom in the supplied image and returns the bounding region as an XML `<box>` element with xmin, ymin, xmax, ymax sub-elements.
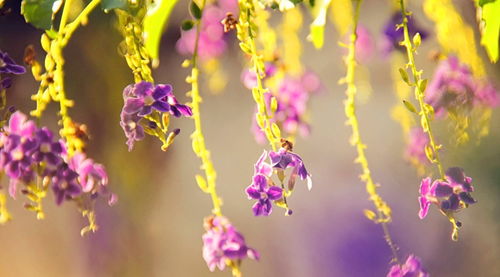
<box><xmin>382</xmin><ymin>12</ymin><xmax>428</xmax><ymax>55</ymax></box>
<box><xmin>405</xmin><ymin>128</ymin><xmax>430</xmax><ymax>165</ymax></box>
<box><xmin>418</xmin><ymin>167</ymin><xmax>476</xmax><ymax>219</ymax></box>
<box><xmin>425</xmin><ymin>56</ymin><xmax>499</xmax><ymax>117</ymax></box>
<box><xmin>176</xmin><ymin>0</ymin><xmax>238</xmax><ymax>61</ymax></box>
<box><xmin>120</xmin><ymin>82</ymin><xmax>192</xmax><ymax>151</ymax></box>
<box><xmin>387</xmin><ymin>255</ymin><xmax>429</xmax><ymax>277</ymax></box>
<box><xmin>0</xmin><ymin>111</ymin><xmax>115</xmax><ymax>206</ymax></box>
<box><xmin>269</xmin><ymin>147</ymin><xmax>312</xmax><ymax>191</ymax></box>
<box><xmin>245</xmin><ymin>174</ymin><xmax>283</xmax><ymax>216</ymax></box>
<box><xmin>202</xmin><ymin>215</ymin><xmax>258</xmax><ymax>272</ymax></box>
<box><xmin>0</xmin><ymin>50</ymin><xmax>26</xmax><ymax>75</ymax></box>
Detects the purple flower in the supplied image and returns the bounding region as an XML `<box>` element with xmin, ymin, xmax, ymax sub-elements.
<box><xmin>245</xmin><ymin>174</ymin><xmax>283</xmax><ymax>216</ymax></box>
<box><xmin>202</xmin><ymin>216</ymin><xmax>258</xmax><ymax>272</ymax></box>
<box><xmin>52</xmin><ymin>164</ymin><xmax>82</xmax><ymax>205</ymax></box>
<box><xmin>0</xmin><ymin>50</ymin><xmax>26</xmax><ymax>75</ymax></box>
<box><xmin>418</xmin><ymin>168</ymin><xmax>476</xmax><ymax>219</ymax></box>
<box><xmin>387</xmin><ymin>255</ymin><xmax>429</xmax><ymax>277</ymax></box>
<box><xmin>353</xmin><ymin>25</ymin><xmax>374</xmax><ymax>63</ymax></box>
<box><xmin>32</xmin><ymin>128</ymin><xmax>64</xmax><ymax>173</ymax></box>
<box><xmin>269</xmin><ymin>147</ymin><xmax>312</xmax><ymax>191</ymax></box>
<box><xmin>425</xmin><ymin>56</ymin><xmax>499</xmax><ymax>117</ymax></box>
<box><xmin>382</xmin><ymin>12</ymin><xmax>428</xmax><ymax>54</ymax></box>
<box><xmin>122</xmin><ymin>82</ymin><xmax>171</xmax><ymax>117</ymax></box>
<box><xmin>0</xmin><ymin>77</ymin><xmax>12</xmax><ymax>90</ymax></box>
<box><xmin>176</xmin><ymin>1</ymin><xmax>238</xmax><ymax>61</ymax></box>
<box><xmin>406</xmin><ymin>128</ymin><xmax>430</xmax><ymax>165</ymax></box>
<box><xmin>69</xmin><ymin>152</ymin><xmax>116</xmax><ymax>206</ymax></box>
<box><xmin>120</xmin><ymin>109</ymin><xmax>145</xmax><ymax>151</ymax></box>
<box><xmin>120</xmin><ymin>82</ymin><xmax>192</xmax><ymax>150</ymax></box>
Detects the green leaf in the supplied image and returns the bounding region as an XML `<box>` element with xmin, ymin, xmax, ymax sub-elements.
<box><xmin>399</xmin><ymin>68</ymin><xmax>410</xmax><ymax>84</ymax></box>
<box><xmin>181</xmin><ymin>20</ymin><xmax>194</xmax><ymax>31</ymax></box>
<box><xmin>101</xmin><ymin>0</ymin><xmax>129</xmax><ymax>12</ymax></box>
<box><xmin>190</xmin><ymin>1</ymin><xmax>202</xmax><ymax>20</ymax></box>
<box><xmin>479</xmin><ymin>0</ymin><xmax>496</xmax><ymax>7</ymax></box>
<box><xmin>479</xmin><ymin>0</ymin><xmax>500</xmax><ymax>62</ymax></box>
<box><xmin>21</xmin><ymin>0</ymin><xmax>61</xmax><ymax>30</ymax></box>
<box><xmin>143</xmin><ymin>0</ymin><xmax>179</xmax><ymax>68</ymax></box>
<box><xmin>403</xmin><ymin>100</ymin><xmax>417</xmax><ymax>114</ymax></box>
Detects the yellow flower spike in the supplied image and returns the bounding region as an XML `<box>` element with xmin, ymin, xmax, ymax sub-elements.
<box><xmin>329</xmin><ymin>0</ymin><xmax>353</xmax><ymax>36</ymax></box>
<box><xmin>342</xmin><ymin>0</ymin><xmax>400</xmax><ymax>264</ymax></box>
<box><xmin>0</xmin><ymin>192</ymin><xmax>12</xmax><ymax>224</ymax></box>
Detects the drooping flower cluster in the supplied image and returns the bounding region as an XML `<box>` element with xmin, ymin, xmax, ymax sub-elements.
<box><xmin>425</xmin><ymin>56</ymin><xmax>499</xmax><ymax>117</ymax></box>
<box><xmin>387</xmin><ymin>255</ymin><xmax>429</xmax><ymax>277</ymax></box>
<box><xmin>0</xmin><ymin>112</ymin><xmax>114</xmax><ymax>206</ymax></box>
<box><xmin>246</xmin><ymin>145</ymin><xmax>312</xmax><ymax>216</ymax></box>
<box><xmin>243</xmin><ymin>64</ymin><xmax>321</xmax><ymax>143</ymax></box>
<box><xmin>382</xmin><ymin>12</ymin><xmax>428</xmax><ymax>55</ymax></box>
<box><xmin>419</xmin><ymin>167</ymin><xmax>476</xmax><ymax>220</ymax></box>
<box><xmin>120</xmin><ymin>81</ymin><xmax>192</xmax><ymax>151</ymax></box>
<box><xmin>202</xmin><ymin>215</ymin><xmax>258</xmax><ymax>272</ymax></box>
<box><xmin>176</xmin><ymin>0</ymin><xmax>238</xmax><ymax>61</ymax></box>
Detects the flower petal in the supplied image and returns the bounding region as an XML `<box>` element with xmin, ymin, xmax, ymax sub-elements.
<box><xmin>152</xmin><ymin>84</ymin><xmax>172</xmax><ymax>99</ymax></box>
<box><xmin>245</xmin><ymin>185</ymin><xmax>261</xmax><ymax>199</ymax></box>
<box><xmin>124</xmin><ymin>98</ymin><xmax>144</xmax><ymax>114</ymax></box>
<box><xmin>266</xmin><ymin>186</ymin><xmax>283</xmax><ymax>200</ymax></box>
<box><xmin>152</xmin><ymin>100</ymin><xmax>170</xmax><ymax>112</ymax></box>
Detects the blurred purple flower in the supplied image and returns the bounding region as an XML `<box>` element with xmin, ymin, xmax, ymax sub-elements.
<box><xmin>32</xmin><ymin>128</ymin><xmax>64</xmax><ymax>173</ymax></box>
<box><xmin>406</xmin><ymin>128</ymin><xmax>430</xmax><ymax>165</ymax></box>
<box><xmin>176</xmin><ymin>0</ymin><xmax>238</xmax><ymax>61</ymax></box>
<box><xmin>387</xmin><ymin>255</ymin><xmax>429</xmax><ymax>277</ymax></box>
<box><xmin>0</xmin><ymin>50</ymin><xmax>26</xmax><ymax>75</ymax></box>
<box><xmin>52</xmin><ymin>164</ymin><xmax>82</xmax><ymax>205</ymax></box>
<box><xmin>418</xmin><ymin>167</ymin><xmax>476</xmax><ymax>219</ymax></box>
<box><xmin>425</xmin><ymin>56</ymin><xmax>499</xmax><ymax>117</ymax></box>
<box><xmin>120</xmin><ymin>110</ymin><xmax>144</xmax><ymax>151</ymax></box>
<box><xmin>355</xmin><ymin>25</ymin><xmax>375</xmax><ymax>62</ymax></box>
<box><xmin>202</xmin><ymin>216</ymin><xmax>258</xmax><ymax>272</ymax></box>
<box><xmin>245</xmin><ymin>174</ymin><xmax>283</xmax><ymax>216</ymax></box>
<box><xmin>382</xmin><ymin>12</ymin><xmax>428</xmax><ymax>54</ymax></box>
<box><xmin>0</xmin><ymin>77</ymin><xmax>12</xmax><ymax>90</ymax></box>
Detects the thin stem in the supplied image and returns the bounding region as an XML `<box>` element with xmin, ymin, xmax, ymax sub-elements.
<box><xmin>343</xmin><ymin>0</ymin><xmax>400</xmax><ymax>265</ymax></box>
<box><xmin>398</xmin><ymin>0</ymin><xmax>445</xmax><ymax>179</ymax></box>
<box><xmin>61</xmin><ymin>0</ymin><xmax>101</xmax><ymax>46</ymax></box>
<box><xmin>189</xmin><ymin>0</ymin><xmax>222</xmax><ymax>216</ymax></box>
<box><xmin>58</xmin><ymin>0</ymin><xmax>73</xmax><ymax>33</ymax></box>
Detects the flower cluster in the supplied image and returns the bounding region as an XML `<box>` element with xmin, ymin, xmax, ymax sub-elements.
<box><xmin>246</xmin><ymin>146</ymin><xmax>312</xmax><ymax>216</ymax></box>
<box><xmin>243</xmin><ymin>65</ymin><xmax>321</xmax><ymax>143</ymax></box>
<box><xmin>120</xmin><ymin>81</ymin><xmax>192</xmax><ymax>151</ymax></box>
<box><xmin>0</xmin><ymin>112</ymin><xmax>114</xmax><ymax>206</ymax></box>
<box><xmin>202</xmin><ymin>215</ymin><xmax>258</xmax><ymax>272</ymax></box>
<box><xmin>387</xmin><ymin>255</ymin><xmax>429</xmax><ymax>277</ymax></box>
<box><xmin>0</xmin><ymin>50</ymin><xmax>26</xmax><ymax>92</ymax></box>
<box><xmin>176</xmin><ymin>0</ymin><xmax>238</xmax><ymax>61</ymax></box>
<box><xmin>382</xmin><ymin>12</ymin><xmax>428</xmax><ymax>54</ymax></box>
<box><xmin>425</xmin><ymin>56</ymin><xmax>499</xmax><ymax>117</ymax></box>
<box><xmin>419</xmin><ymin>167</ymin><xmax>476</xmax><ymax>220</ymax></box>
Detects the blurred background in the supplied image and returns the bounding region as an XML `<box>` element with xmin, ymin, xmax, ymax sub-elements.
<box><xmin>1</xmin><ymin>0</ymin><xmax>499</xmax><ymax>276</ymax></box>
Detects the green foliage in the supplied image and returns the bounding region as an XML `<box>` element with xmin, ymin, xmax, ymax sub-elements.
<box><xmin>181</xmin><ymin>20</ymin><xmax>194</xmax><ymax>31</ymax></box>
<box><xmin>190</xmin><ymin>1</ymin><xmax>202</xmax><ymax>20</ymax></box>
<box><xmin>101</xmin><ymin>0</ymin><xmax>130</xmax><ymax>11</ymax></box>
<box><xmin>143</xmin><ymin>0</ymin><xmax>179</xmax><ymax>68</ymax></box>
<box><xmin>479</xmin><ymin>0</ymin><xmax>500</xmax><ymax>62</ymax></box>
<box><xmin>21</xmin><ymin>0</ymin><xmax>61</xmax><ymax>30</ymax></box>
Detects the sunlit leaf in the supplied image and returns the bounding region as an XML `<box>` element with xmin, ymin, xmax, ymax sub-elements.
<box><xmin>101</xmin><ymin>0</ymin><xmax>129</xmax><ymax>12</ymax></box>
<box><xmin>479</xmin><ymin>0</ymin><xmax>500</xmax><ymax>62</ymax></box>
<box><xmin>21</xmin><ymin>0</ymin><xmax>62</xmax><ymax>30</ymax></box>
<box><xmin>143</xmin><ymin>0</ymin><xmax>179</xmax><ymax>68</ymax></box>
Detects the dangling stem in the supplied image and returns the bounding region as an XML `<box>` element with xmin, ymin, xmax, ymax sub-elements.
<box><xmin>398</xmin><ymin>0</ymin><xmax>444</xmax><ymax>179</ymax></box>
<box><xmin>343</xmin><ymin>0</ymin><xmax>400</xmax><ymax>265</ymax></box>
